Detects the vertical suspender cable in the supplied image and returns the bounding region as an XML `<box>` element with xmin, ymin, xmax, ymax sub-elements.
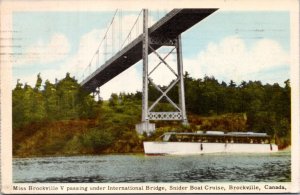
<box><xmin>111</xmin><ymin>20</ymin><xmax>113</xmax><ymax>55</ymax></box>
<box><xmin>105</xmin><ymin>35</ymin><xmax>107</xmax><ymax>61</ymax></box>
<box><xmin>81</xmin><ymin>9</ymin><xmax>118</xmax><ymax>80</ymax></box>
<box><xmin>121</xmin><ymin>9</ymin><xmax>143</xmax><ymax>49</ymax></box>
<box><xmin>96</xmin><ymin>50</ymin><xmax>99</xmax><ymax>68</ymax></box>
<box><xmin>119</xmin><ymin>9</ymin><xmax>122</xmax><ymax>50</ymax></box>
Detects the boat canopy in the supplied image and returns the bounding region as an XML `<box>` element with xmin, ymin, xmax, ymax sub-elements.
<box><xmin>163</xmin><ymin>131</ymin><xmax>270</xmax><ymax>138</ymax></box>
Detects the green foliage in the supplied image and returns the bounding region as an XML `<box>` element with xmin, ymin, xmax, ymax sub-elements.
<box><xmin>13</xmin><ymin>78</ymin><xmax>46</xmax><ymax>128</ymax></box>
<box><xmin>34</xmin><ymin>73</ymin><xmax>42</xmax><ymax>90</ymax></box>
<box><xmin>13</xmin><ymin>73</ymin><xmax>97</xmax><ymax>128</ymax></box>
<box><xmin>12</xmin><ymin>72</ymin><xmax>291</xmax><ymax>157</ymax></box>
<box><xmin>82</xmin><ymin>128</ymin><xmax>115</xmax><ymax>152</ymax></box>
<box><xmin>152</xmin><ymin>73</ymin><xmax>290</xmax><ymax>147</ymax></box>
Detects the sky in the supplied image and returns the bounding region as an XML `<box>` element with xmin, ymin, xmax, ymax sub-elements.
<box><xmin>12</xmin><ymin>10</ymin><xmax>290</xmax><ymax>99</ymax></box>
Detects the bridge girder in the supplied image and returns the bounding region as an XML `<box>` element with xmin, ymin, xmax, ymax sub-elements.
<box><xmin>80</xmin><ymin>8</ymin><xmax>218</xmax><ymax>92</ymax></box>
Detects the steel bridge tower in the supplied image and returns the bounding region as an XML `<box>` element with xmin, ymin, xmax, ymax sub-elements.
<box><xmin>136</xmin><ymin>9</ymin><xmax>188</xmax><ymax>135</ymax></box>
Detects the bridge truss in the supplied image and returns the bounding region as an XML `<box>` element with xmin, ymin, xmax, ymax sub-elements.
<box><xmin>80</xmin><ymin>8</ymin><xmax>218</xmax><ymax>135</ymax></box>
<box><xmin>137</xmin><ymin>9</ymin><xmax>188</xmax><ymax>134</ymax></box>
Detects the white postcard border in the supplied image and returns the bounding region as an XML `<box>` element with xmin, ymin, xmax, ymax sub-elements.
<box><xmin>1</xmin><ymin>0</ymin><xmax>299</xmax><ymax>193</ymax></box>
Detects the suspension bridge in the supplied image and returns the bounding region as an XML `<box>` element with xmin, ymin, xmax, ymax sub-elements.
<box><xmin>79</xmin><ymin>9</ymin><xmax>218</xmax><ymax>134</ymax></box>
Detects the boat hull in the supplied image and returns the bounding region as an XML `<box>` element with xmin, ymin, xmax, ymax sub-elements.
<box><xmin>143</xmin><ymin>142</ymin><xmax>278</xmax><ymax>155</ymax></box>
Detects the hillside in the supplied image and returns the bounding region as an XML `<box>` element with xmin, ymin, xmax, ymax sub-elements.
<box><xmin>13</xmin><ymin>111</ymin><xmax>254</xmax><ymax>157</ymax></box>
<box><xmin>13</xmin><ymin>73</ymin><xmax>291</xmax><ymax>157</ymax></box>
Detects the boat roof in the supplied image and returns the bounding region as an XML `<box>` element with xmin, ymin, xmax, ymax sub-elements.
<box><xmin>164</xmin><ymin>131</ymin><xmax>270</xmax><ymax>138</ymax></box>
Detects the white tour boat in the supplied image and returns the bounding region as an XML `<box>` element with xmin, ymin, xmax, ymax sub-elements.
<box><xmin>143</xmin><ymin>131</ymin><xmax>278</xmax><ymax>155</ymax></box>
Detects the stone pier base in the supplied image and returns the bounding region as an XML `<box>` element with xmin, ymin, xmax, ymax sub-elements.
<box><xmin>135</xmin><ymin>122</ymin><xmax>155</xmax><ymax>135</ymax></box>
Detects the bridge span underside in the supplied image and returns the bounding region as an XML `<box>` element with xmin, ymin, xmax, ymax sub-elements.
<box><xmin>80</xmin><ymin>9</ymin><xmax>218</xmax><ymax>92</ymax></box>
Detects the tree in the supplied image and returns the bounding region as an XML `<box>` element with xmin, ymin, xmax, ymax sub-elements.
<box><xmin>109</xmin><ymin>93</ymin><xmax>119</xmax><ymax>107</ymax></box>
<box><xmin>34</xmin><ymin>73</ymin><xmax>42</xmax><ymax>91</ymax></box>
<box><xmin>43</xmin><ymin>80</ymin><xmax>59</xmax><ymax>120</ymax></box>
<box><xmin>12</xmin><ymin>80</ymin><xmax>25</xmax><ymax>128</ymax></box>
<box><xmin>55</xmin><ymin>73</ymin><xmax>81</xmax><ymax>119</ymax></box>
<box><xmin>31</xmin><ymin>74</ymin><xmax>46</xmax><ymax>121</ymax></box>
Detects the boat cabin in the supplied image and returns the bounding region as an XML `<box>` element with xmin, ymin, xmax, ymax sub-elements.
<box><xmin>160</xmin><ymin>131</ymin><xmax>271</xmax><ymax>144</ymax></box>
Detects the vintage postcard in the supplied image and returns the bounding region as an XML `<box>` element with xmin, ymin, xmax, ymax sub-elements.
<box><xmin>1</xmin><ymin>0</ymin><xmax>299</xmax><ymax>194</ymax></box>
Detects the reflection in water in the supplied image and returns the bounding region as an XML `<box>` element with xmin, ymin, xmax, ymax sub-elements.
<box><xmin>13</xmin><ymin>152</ymin><xmax>291</xmax><ymax>183</ymax></box>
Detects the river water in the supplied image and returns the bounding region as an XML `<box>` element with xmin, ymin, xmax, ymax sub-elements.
<box><xmin>13</xmin><ymin>151</ymin><xmax>290</xmax><ymax>183</ymax></box>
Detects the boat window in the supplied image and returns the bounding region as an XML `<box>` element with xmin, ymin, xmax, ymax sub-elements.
<box><xmin>194</xmin><ymin>135</ymin><xmax>202</xmax><ymax>142</ymax></box>
<box><xmin>181</xmin><ymin>135</ymin><xmax>192</xmax><ymax>142</ymax></box>
<box><xmin>169</xmin><ymin>134</ymin><xmax>178</xmax><ymax>142</ymax></box>
<box><xmin>192</xmin><ymin>135</ymin><xmax>202</xmax><ymax>142</ymax></box>
<box><xmin>161</xmin><ymin>133</ymin><xmax>270</xmax><ymax>144</ymax></box>
<box><xmin>244</xmin><ymin>137</ymin><xmax>268</xmax><ymax>144</ymax></box>
<box><xmin>163</xmin><ymin>134</ymin><xmax>171</xmax><ymax>142</ymax></box>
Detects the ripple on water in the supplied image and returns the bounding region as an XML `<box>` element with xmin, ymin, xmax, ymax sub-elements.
<box><xmin>13</xmin><ymin>153</ymin><xmax>291</xmax><ymax>183</ymax></box>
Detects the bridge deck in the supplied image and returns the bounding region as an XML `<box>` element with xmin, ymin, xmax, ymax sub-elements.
<box><xmin>81</xmin><ymin>9</ymin><xmax>218</xmax><ymax>92</ymax></box>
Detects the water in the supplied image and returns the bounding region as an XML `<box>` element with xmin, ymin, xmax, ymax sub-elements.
<box><xmin>13</xmin><ymin>151</ymin><xmax>291</xmax><ymax>183</ymax></box>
